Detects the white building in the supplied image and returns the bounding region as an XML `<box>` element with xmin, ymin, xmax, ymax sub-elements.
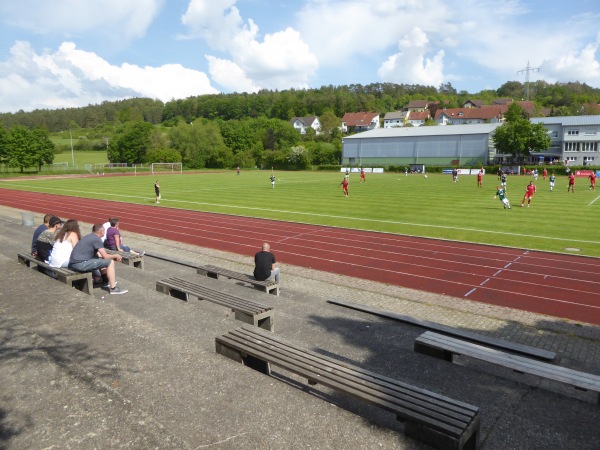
<box><xmin>290</xmin><ymin>116</ymin><xmax>321</xmax><ymax>134</ymax></box>
<box><xmin>383</xmin><ymin>111</ymin><xmax>408</xmax><ymax>128</ymax></box>
<box><xmin>342</xmin><ymin>124</ymin><xmax>501</xmax><ymax>167</ymax></box>
<box><xmin>528</xmin><ymin>116</ymin><xmax>600</xmax><ymax>166</ymax></box>
<box><xmin>342</xmin><ymin>115</ymin><xmax>600</xmax><ymax>167</ymax></box>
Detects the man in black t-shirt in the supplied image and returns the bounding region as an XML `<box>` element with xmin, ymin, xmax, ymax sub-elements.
<box><xmin>254</xmin><ymin>243</ymin><xmax>280</xmax><ymax>285</ymax></box>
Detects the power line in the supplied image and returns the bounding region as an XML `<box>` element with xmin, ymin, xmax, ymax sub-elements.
<box><xmin>517</xmin><ymin>61</ymin><xmax>540</xmax><ymax>101</ymax></box>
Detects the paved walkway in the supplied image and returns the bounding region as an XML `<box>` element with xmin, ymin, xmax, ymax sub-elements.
<box><xmin>1</xmin><ymin>206</ymin><xmax>599</xmax><ymax>449</ymax></box>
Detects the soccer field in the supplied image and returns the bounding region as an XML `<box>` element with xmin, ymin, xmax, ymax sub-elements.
<box><xmin>2</xmin><ymin>170</ymin><xmax>599</xmax><ymax>257</ymax></box>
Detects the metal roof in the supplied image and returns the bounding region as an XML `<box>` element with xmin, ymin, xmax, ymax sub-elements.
<box><xmin>530</xmin><ymin>115</ymin><xmax>600</xmax><ymax>126</ymax></box>
<box><xmin>343</xmin><ymin>123</ymin><xmax>502</xmax><ymax>140</ymax></box>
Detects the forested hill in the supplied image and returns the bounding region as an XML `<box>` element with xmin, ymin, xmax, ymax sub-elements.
<box><xmin>1</xmin><ymin>80</ymin><xmax>600</xmax><ymax>132</ymax></box>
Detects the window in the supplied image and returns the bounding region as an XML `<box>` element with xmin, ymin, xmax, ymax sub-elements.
<box><xmin>551</xmin><ymin>131</ymin><xmax>558</xmax><ymax>138</ymax></box>
<box><xmin>566</xmin><ymin>156</ymin><xmax>577</xmax><ymax>162</ymax></box>
<box><xmin>584</xmin><ymin>156</ymin><xmax>595</xmax><ymax>162</ymax></box>
<box><xmin>581</xmin><ymin>142</ymin><xmax>598</xmax><ymax>152</ymax></box>
<box><xmin>567</xmin><ymin>130</ymin><xmax>579</xmax><ymax>135</ymax></box>
<box><xmin>565</xmin><ymin>142</ymin><xmax>579</xmax><ymax>151</ymax></box>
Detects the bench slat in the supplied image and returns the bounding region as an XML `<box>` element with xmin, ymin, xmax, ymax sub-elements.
<box><xmin>225</xmin><ymin>327</ymin><xmax>477</xmax><ymax>414</ymax></box>
<box><xmin>415</xmin><ymin>331</ymin><xmax>600</xmax><ymax>404</ymax></box>
<box><xmin>219</xmin><ymin>330</ymin><xmax>473</xmax><ymax>434</ymax></box>
<box><xmin>198</xmin><ymin>265</ymin><xmax>279</xmax><ymax>296</ymax></box>
<box><xmin>17</xmin><ymin>252</ymin><xmax>93</xmax><ymax>295</ymax></box>
<box><xmin>105</xmin><ymin>249</ymin><xmax>144</xmax><ymax>269</ymax></box>
<box><xmin>158</xmin><ymin>277</ymin><xmax>270</xmax><ymax>314</ymax></box>
<box><xmin>216</xmin><ymin>326</ymin><xmax>480</xmax><ymax>449</ymax></box>
<box><xmin>329</xmin><ymin>299</ymin><xmax>556</xmax><ymax>361</ymax></box>
<box><xmin>156</xmin><ymin>278</ymin><xmax>273</xmax><ymax>331</ymax></box>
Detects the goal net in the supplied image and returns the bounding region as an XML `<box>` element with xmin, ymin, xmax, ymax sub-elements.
<box><xmin>151</xmin><ymin>162</ymin><xmax>182</xmax><ymax>174</ymax></box>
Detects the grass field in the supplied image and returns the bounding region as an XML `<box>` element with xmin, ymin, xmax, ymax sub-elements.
<box><xmin>54</xmin><ymin>150</ymin><xmax>109</xmax><ymax>166</ymax></box>
<box><xmin>2</xmin><ymin>170</ymin><xmax>599</xmax><ymax>257</ymax></box>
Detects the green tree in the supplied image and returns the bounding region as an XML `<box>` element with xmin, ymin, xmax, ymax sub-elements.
<box><xmin>492</xmin><ymin>104</ymin><xmax>551</xmax><ymax>158</ymax></box>
<box><xmin>145</xmin><ymin>147</ymin><xmax>182</xmax><ymax>163</ymax></box>
<box><xmin>287</xmin><ymin>146</ymin><xmax>311</xmax><ymax>170</ymax></box>
<box><xmin>0</xmin><ymin>123</ymin><xmax>8</xmax><ymax>166</ymax></box>
<box><xmin>108</xmin><ymin>121</ymin><xmax>155</xmax><ymax>164</ymax></box>
<box><xmin>31</xmin><ymin>127</ymin><xmax>55</xmax><ymax>170</ymax></box>
<box><xmin>318</xmin><ymin>111</ymin><xmax>341</xmax><ymax>135</ymax></box>
<box><xmin>218</xmin><ymin>118</ymin><xmax>257</xmax><ymax>162</ymax></box>
<box><xmin>305</xmin><ymin>141</ymin><xmax>340</xmax><ymax>165</ymax></box>
<box><xmin>170</xmin><ymin>119</ymin><xmax>232</xmax><ymax>169</ymax></box>
<box><xmin>256</xmin><ymin>118</ymin><xmax>300</xmax><ymax>151</ymax></box>
<box><xmin>497</xmin><ymin>81</ymin><xmax>524</xmax><ymax>100</ymax></box>
<box><xmin>7</xmin><ymin>126</ymin><xmax>38</xmax><ymax>172</ymax></box>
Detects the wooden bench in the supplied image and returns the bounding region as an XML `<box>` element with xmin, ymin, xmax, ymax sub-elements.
<box><xmin>17</xmin><ymin>252</ymin><xmax>93</xmax><ymax>295</ymax></box>
<box><xmin>156</xmin><ymin>277</ymin><xmax>274</xmax><ymax>331</ymax></box>
<box><xmin>143</xmin><ymin>252</ymin><xmax>202</xmax><ymax>269</ymax></box>
<box><xmin>216</xmin><ymin>326</ymin><xmax>480</xmax><ymax>450</ymax></box>
<box><xmin>414</xmin><ymin>331</ymin><xmax>600</xmax><ymax>405</ymax></box>
<box><xmin>328</xmin><ymin>299</ymin><xmax>556</xmax><ymax>361</ymax></box>
<box><xmin>197</xmin><ymin>264</ymin><xmax>279</xmax><ymax>296</ymax></box>
<box><xmin>105</xmin><ymin>249</ymin><xmax>144</xmax><ymax>269</ymax></box>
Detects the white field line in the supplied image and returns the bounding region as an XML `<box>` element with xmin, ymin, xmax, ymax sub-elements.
<box><xmin>4</xmin><ymin>183</ymin><xmax>600</xmax><ymax>245</ymax></box>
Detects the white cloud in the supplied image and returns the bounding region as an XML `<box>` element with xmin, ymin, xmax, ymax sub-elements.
<box><xmin>377</xmin><ymin>28</ymin><xmax>446</xmax><ymax>86</ymax></box>
<box><xmin>297</xmin><ymin>0</ymin><xmax>452</xmax><ymax>66</ymax></box>
<box><xmin>206</xmin><ymin>55</ymin><xmax>259</xmax><ymax>93</ymax></box>
<box><xmin>1</xmin><ymin>0</ymin><xmax>600</xmax><ymax>113</ymax></box>
<box><xmin>297</xmin><ymin>0</ymin><xmax>600</xmax><ymax>89</ymax></box>
<box><xmin>0</xmin><ymin>41</ymin><xmax>218</xmax><ymax>112</ymax></box>
<box><xmin>0</xmin><ymin>0</ymin><xmax>163</xmax><ymax>42</ymax></box>
<box><xmin>541</xmin><ymin>37</ymin><xmax>600</xmax><ymax>85</ymax></box>
<box><xmin>182</xmin><ymin>0</ymin><xmax>318</xmax><ymax>92</ymax></box>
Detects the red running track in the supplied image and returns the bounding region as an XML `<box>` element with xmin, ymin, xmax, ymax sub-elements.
<box><xmin>2</xmin><ymin>187</ymin><xmax>600</xmax><ymax>326</ymax></box>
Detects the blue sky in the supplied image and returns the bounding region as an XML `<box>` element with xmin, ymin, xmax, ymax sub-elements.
<box><xmin>0</xmin><ymin>0</ymin><xmax>599</xmax><ymax>113</ymax></box>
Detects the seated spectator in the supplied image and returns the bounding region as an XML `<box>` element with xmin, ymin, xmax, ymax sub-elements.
<box><xmin>36</xmin><ymin>216</ymin><xmax>63</xmax><ymax>263</ymax></box>
<box><xmin>31</xmin><ymin>213</ymin><xmax>53</xmax><ymax>256</ymax></box>
<box><xmin>101</xmin><ymin>218</ymin><xmax>112</xmax><ymax>243</ymax></box>
<box><xmin>104</xmin><ymin>217</ymin><xmax>141</xmax><ymax>255</ymax></box>
<box><xmin>69</xmin><ymin>223</ymin><xmax>128</xmax><ymax>295</ymax></box>
<box><xmin>48</xmin><ymin>219</ymin><xmax>81</xmax><ymax>268</ymax></box>
<box><xmin>253</xmin><ymin>242</ymin><xmax>280</xmax><ymax>284</ymax></box>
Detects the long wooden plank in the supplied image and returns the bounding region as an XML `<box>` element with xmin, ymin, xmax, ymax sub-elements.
<box><xmin>218</xmin><ymin>334</ymin><xmax>468</xmax><ymax>437</ymax></box>
<box><xmin>18</xmin><ymin>252</ymin><xmax>93</xmax><ymax>295</ymax></box>
<box><xmin>203</xmin><ymin>265</ymin><xmax>277</xmax><ymax>287</ymax></box>
<box><xmin>219</xmin><ymin>331</ymin><xmax>473</xmax><ymax>423</ymax></box>
<box><xmin>144</xmin><ymin>251</ymin><xmax>202</xmax><ymax>268</ymax></box>
<box><xmin>231</xmin><ymin>326</ymin><xmax>478</xmax><ymax>413</ymax></box>
<box><xmin>416</xmin><ymin>331</ymin><xmax>600</xmax><ymax>392</ymax></box>
<box><xmin>159</xmin><ymin>277</ymin><xmax>270</xmax><ymax>314</ymax></box>
<box><xmin>217</xmin><ymin>327</ymin><xmax>479</xmax><ymax>436</ymax></box>
<box><xmin>328</xmin><ymin>298</ymin><xmax>556</xmax><ymax>361</ymax></box>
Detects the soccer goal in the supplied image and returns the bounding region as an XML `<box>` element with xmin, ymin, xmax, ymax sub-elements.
<box><xmin>151</xmin><ymin>162</ymin><xmax>182</xmax><ymax>174</ymax></box>
<box><xmin>49</xmin><ymin>162</ymin><xmax>69</xmax><ymax>171</ymax></box>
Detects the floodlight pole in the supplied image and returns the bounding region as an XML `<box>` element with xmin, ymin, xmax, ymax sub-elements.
<box><xmin>69</xmin><ymin>129</ymin><xmax>75</xmax><ymax>167</ymax></box>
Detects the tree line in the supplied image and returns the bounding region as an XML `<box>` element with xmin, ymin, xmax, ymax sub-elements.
<box><xmin>0</xmin><ymin>125</ymin><xmax>55</xmax><ymax>172</ymax></box>
<box><xmin>0</xmin><ymin>80</ymin><xmax>598</xmax><ymax>171</ymax></box>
